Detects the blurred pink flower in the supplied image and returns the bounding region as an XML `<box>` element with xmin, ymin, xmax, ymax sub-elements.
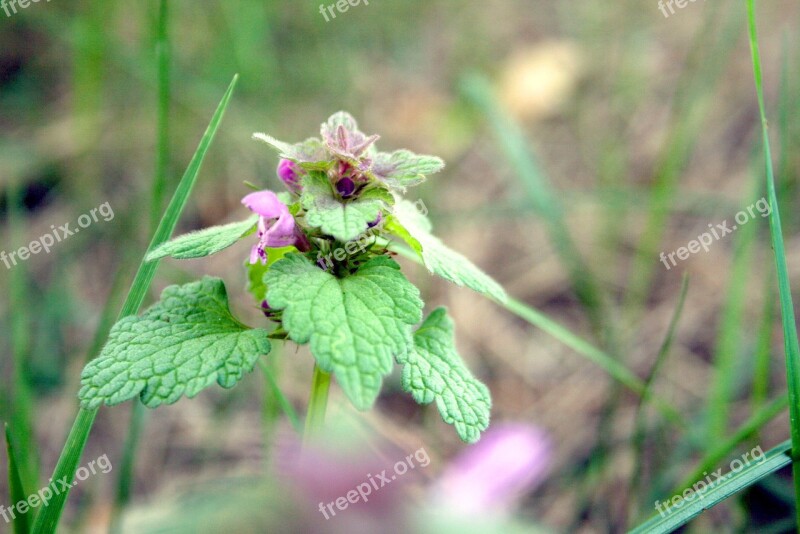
<box><xmin>272</xmin><ymin>433</ymin><xmax>415</xmax><ymax>532</ymax></box>
<box><xmin>242</xmin><ymin>190</ymin><xmax>309</xmax><ymax>263</ymax></box>
<box><xmin>432</xmin><ymin>423</ymin><xmax>551</xmax><ymax>516</ymax></box>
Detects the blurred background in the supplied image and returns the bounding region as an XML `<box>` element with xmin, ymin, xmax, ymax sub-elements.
<box><xmin>2</xmin><ymin>0</ymin><xmax>800</xmax><ymax>532</ymax></box>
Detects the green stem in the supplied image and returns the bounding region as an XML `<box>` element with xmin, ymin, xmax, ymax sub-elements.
<box><xmin>303</xmin><ymin>365</ymin><xmax>331</xmax><ymax>444</ymax></box>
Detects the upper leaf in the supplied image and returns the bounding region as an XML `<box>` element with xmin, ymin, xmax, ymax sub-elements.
<box><xmin>146</xmin><ymin>216</ymin><xmax>258</xmax><ymax>261</ymax></box>
<box><xmin>301</xmin><ymin>171</ymin><xmax>386</xmax><ymax>241</ymax></box>
<box><xmin>398</xmin><ymin>307</ymin><xmax>491</xmax><ymax>443</ymax></box>
<box><xmin>79</xmin><ymin>277</ymin><xmax>270</xmax><ymax>409</ymax></box>
<box><xmin>320</xmin><ymin>111</ymin><xmax>379</xmax><ymax>164</ymax></box>
<box><xmin>252</xmin><ymin>134</ymin><xmax>330</xmax><ymax>169</ymax></box>
<box><xmin>265</xmin><ymin>253</ymin><xmax>423</xmax><ymax>409</ymax></box>
<box><xmin>370</xmin><ymin>150</ymin><xmax>445</xmax><ymax>190</ymax></box>
<box><xmin>388</xmin><ymin>200</ymin><xmax>508</xmax><ymax>303</ymax></box>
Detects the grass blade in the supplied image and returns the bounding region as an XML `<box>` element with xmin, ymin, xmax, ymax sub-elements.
<box><xmin>150</xmin><ymin>0</ymin><xmax>171</xmax><ymax>231</ymax></box>
<box><xmin>5</xmin><ymin>186</ymin><xmax>39</xmax><ymax>499</ymax></box>
<box><xmin>112</xmin><ymin>1</ymin><xmax>173</xmax><ymax>527</ymax></box>
<box><xmin>746</xmin><ymin>0</ymin><xmax>800</xmax><ymax>527</ymax></box>
<box><xmin>676</xmin><ymin>394</ymin><xmax>788</xmax><ymax>497</ymax></box>
<box><xmin>461</xmin><ymin>75</ymin><xmax>606</xmax><ymax>332</ymax></box>
<box><xmin>30</xmin><ymin>74</ymin><xmax>239</xmax><ymax>534</ymax></box>
<box><xmin>624</xmin><ymin>4</ymin><xmax>743</xmax><ymax>314</ymax></box>
<box><xmin>628</xmin><ymin>440</ymin><xmax>792</xmax><ymax>534</ymax></box>
<box><xmin>630</xmin><ymin>275</ymin><xmax>689</xmax><ymax>518</ymax></box>
<box><xmin>5</xmin><ymin>423</ymin><xmax>31</xmax><ymax>534</ymax></box>
<box><xmin>706</xmin><ymin>178</ymin><xmax>761</xmax><ymax>442</ymax></box>
<box><xmin>386</xmin><ymin>241</ymin><xmax>685</xmax><ymax>427</ymax></box>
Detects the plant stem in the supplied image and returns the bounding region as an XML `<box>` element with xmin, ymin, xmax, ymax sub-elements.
<box><xmin>303</xmin><ymin>365</ymin><xmax>331</xmax><ymax>444</ymax></box>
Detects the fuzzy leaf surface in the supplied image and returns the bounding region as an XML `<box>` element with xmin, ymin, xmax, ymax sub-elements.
<box><xmin>399</xmin><ymin>307</ymin><xmax>491</xmax><ymax>443</ymax></box>
<box><xmin>265</xmin><ymin>253</ymin><xmax>423</xmax><ymax>409</ymax></box>
<box><xmin>389</xmin><ymin>200</ymin><xmax>507</xmax><ymax>302</ymax></box>
<box><xmin>301</xmin><ymin>171</ymin><xmax>385</xmax><ymax>241</ymax></box>
<box><xmin>146</xmin><ymin>216</ymin><xmax>258</xmax><ymax>261</ymax></box>
<box><xmin>371</xmin><ymin>150</ymin><xmax>445</xmax><ymax>190</ymax></box>
<box><xmin>80</xmin><ymin>277</ymin><xmax>270</xmax><ymax>409</ymax></box>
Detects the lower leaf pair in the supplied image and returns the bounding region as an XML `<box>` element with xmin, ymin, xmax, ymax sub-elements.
<box><xmin>79</xmin><ymin>255</ymin><xmax>491</xmax><ymax>443</ymax></box>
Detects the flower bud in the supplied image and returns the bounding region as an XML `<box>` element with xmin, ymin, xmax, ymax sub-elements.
<box><xmin>335</xmin><ymin>177</ymin><xmax>356</xmax><ymax>198</ymax></box>
<box><xmin>368</xmin><ymin>212</ymin><xmax>383</xmax><ymax>228</ymax></box>
<box><xmin>261</xmin><ymin>299</ymin><xmax>277</xmax><ymax>318</ymax></box>
<box><xmin>277</xmin><ymin>159</ymin><xmax>303</xmax><ymax>193</ymax></box>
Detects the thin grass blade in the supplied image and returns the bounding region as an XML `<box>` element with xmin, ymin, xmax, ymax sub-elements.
<box><xmin>30</xmin><ymin>74</ymin><xmax>239</xmax><ymax>534</ymax></box>
<box><xmin>5</xmin><ymin>423</ymin><xmax>32</xmax><ymax>534</ymax></box>
<box><xmin>746</xmin><ymin>0</ymin><xmax>800</xmax><ymax>527</ymax></box>
<box><xmin>628</xmin><ymin>440</ymin><xmax>792</xmax><ymax>534</ymax></box>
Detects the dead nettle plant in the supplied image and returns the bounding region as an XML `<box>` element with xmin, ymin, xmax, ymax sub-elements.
<box><xmin>79</xmin><ymin>111</ymin><xmax>507</xmax><ymax>445</ymax></box>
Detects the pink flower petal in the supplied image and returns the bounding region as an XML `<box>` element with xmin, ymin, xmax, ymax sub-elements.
<box><xmin>242</xmin><ymin>190</ymin><xmax>289</xmax><ymax>219</ymax></box>
<box><xmin>432</xmin><ymin>423</ymin><xmax>551</xmax><ymax>516</ymax></box>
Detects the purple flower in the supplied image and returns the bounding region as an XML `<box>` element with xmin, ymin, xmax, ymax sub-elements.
<box><xmin>242</xmin><ymin>190</ymin><xmax>309</xmax><ymax>264</ymax></box>
<box><xmin>336</xmin><ymin>177</ymin><xmax>356</xmax><ymax>198</ymax></box>
<box><xmin>277</xmin><ymin>159</ymin><xmax>304</xmax><ymax>193</ymax></box>
<box><xmin>431</xmin><ymin>423</ymin><xmax>551</xmax><ymax>516</ymax></box>
<box><xmin>368</xmin><ymin>212</ymin><xmax>383</xmax><ymax>228</ymax></box>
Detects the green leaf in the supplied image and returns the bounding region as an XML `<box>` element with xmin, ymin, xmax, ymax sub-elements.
<box><xmin>301</xmin><ymin>171</ymin><xmax>385</xmax><ymax>241</ymax></box>
<box><xmin>398</xmin><ymin>308</ymin><xmax>491</xmax><ymax>443</ymax></box>
<box><xmin>320</xmin><ymin>111</ymin><xmax>379</xmax><ymax>163</ymax></box>
<box><xmin>370</xmin><ymin>149</ymin><xmax>445</xmax><ymax>190</ymax></box>
<box><xmin>321</xmin><ymin>111</ymin><xmax>361</xmax><ymax>140</ymax></box>
<box><xmin>146</xmin><ymin>215</ymin><xmax>258</xmax><ymax>261</ymax></box>
<box><xmin>265</xmin><ymin>253</ymin><xmax>423</xmax><ymax>409</ymax></box>
<box><xmin>79</xmin><ymin>277</ymin><xmax>271</xmax><ymax>409</ymax></box>
<box><xmin>5</xmin><ymin>424</ymin><xmax>31</xmax><ymax>534</ymax></box>
<box><xmin>388</xmin><ymin>199</ymin><xmax>507</xmax><ymax>303</ymax></box>
<box><xmin>252</xmin><ymin>134</ymin><xmax>330</xmax><ymax>169</ymax></box>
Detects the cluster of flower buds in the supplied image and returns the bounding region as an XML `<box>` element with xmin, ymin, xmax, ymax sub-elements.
<box><xmin>245</xmin><ymin>112</ymin><xmax>444</xmax><ymax>266</ymax></box>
